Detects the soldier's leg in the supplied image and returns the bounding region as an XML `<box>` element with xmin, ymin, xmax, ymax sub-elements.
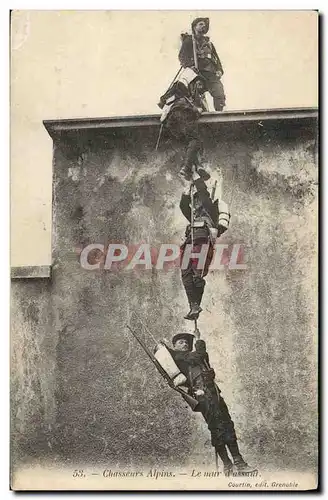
<box><xmin>202</xmin><ymin>72</ymin><xmax>226</xmax><ymax>111</ymax></box>
<box><xmin>189</xmin><ymin>238</ymin><xmax>209</xmax><ymax>316</ymax></box>
<box><xmin>226</xmin><ymin>441</ymin><xmax>245</xmax><ymax>464</ymax></box>
<box><xmin>217</xmin><ymin>396</ymin><xmax>251</xmax><ymax>470</ymax></box>
<box><xmin>227</xmin><ymin>442</ymin><xmax>253</xmax><ymax>471</ymax></box>
<box><xmin>216</xmin><ymin>445</ymin><xmax>233</xmax><ymax>473</ymax></box>
<box><xmin>216</xmin><ymin>395</ymin><xmax>237</xmax><ymax>442</ymax></box>
<box><xmin>202</xmin><ymin>243</ymin><xmax>214</xmax><ymax>278</ymax></box>
<box><xmin>185</xmin><ymin>138</ymin><xmax>202</xmax><ymax>168</ymax></box>
<box><xmin>183</xmin><ymin>272</ymin><xmax>202</xmax><ymax>320</ymax></box>
<box><xmin>179</xmin><ymin>121</ymin><xmax>202</xmax><ymax>180</ymax></box>
<box><xmin>181</xmin><ymin>266</ymin><xmax>196</xmax><ymax>309</ymax></box>
<box><xmin>182</xmin><ymin>238</ymin><xmax>211</xmax><ymax>319</ymax></box>
<box><xmin>192</xmin><ymin>273</ymin><xmax>206</xmax><ymax>307</ymax></box>
<box><xmin>165</xmin><ymin>109</ymin><xmax>193</xmax><ymax>179</ymax></box>
<box><xmin>199</xmin><ymin>396</ymin><xmax>233</xmax><ymax>472</ymax></box>
<box><xmin>193</xmin><ymin>140</ymin><xmax>211</xmax><ymax>181</ymax></box>
<box><xmin>192</xmin><ymin>241</ymin><xmax>214</xmax><ymax>307</ymax></box>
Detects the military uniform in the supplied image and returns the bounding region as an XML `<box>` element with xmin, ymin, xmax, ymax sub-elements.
<box><xmin>180</xmin><ymin>177</ymin><xmax>221</xmax><ymax>319</ymax></box>
<box><xmin>169</xmin><ymin>333</ymin><xmax>249</xmax><ymax>471</ymax></box>
<box><xmin>164</xmin><ymin>95</ymin><xmax>203</xmax><ymax>174</ymax></box>
<box><xmin>179</xmin><ymin>18</ymin><xmax>226</xmax><ymax>111</ymax></box>
<box><xmin>160</xmin><ymin>75</ymin><xmax>206</xmax><ymax>178</ymax></box>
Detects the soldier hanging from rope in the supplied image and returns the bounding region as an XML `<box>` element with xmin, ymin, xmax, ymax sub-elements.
<box><xmin>168</xmin><ymin>328</ymin><xmax>253</xmax><ymax>474</ymax></box>
<box><xmin>157</xmin><ymin>66</ymin><xmax>210</xmax><ymax>181</ymax></box>
<box><xmin>180</xmin><ymin>167</ymin><xmax>230</xmax><ymax>320</ymax></box>
<box><xmin>127</xmin><ymin>321</ymin><xmax>255</xmax><ymax>475</ymax></box>
<box><xmin>179</xmin><ymin>17</ymin><xmax>226</xmax><ymax>112</ymax></box>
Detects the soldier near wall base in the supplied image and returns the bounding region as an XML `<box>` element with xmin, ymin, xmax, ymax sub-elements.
<box><xmin>168</xmin><ymin>331</ymin><xmax>254</xmax><ymax>474</ymax></box>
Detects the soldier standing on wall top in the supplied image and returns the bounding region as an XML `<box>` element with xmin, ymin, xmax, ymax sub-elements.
<box><xmin>168</xmin><ymin>329</ymin><xmax>253</xmax><ymax>474</ymax></box>
<box><xmin>179</xmin><ymin>17</ymin><xmax>226</xmax><ymax>112</ymax></box>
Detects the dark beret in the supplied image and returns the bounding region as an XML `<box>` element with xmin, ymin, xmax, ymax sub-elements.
<box><xmin>172</xmin><ymin>333</ymin><xmax>195</xmax><ymax>350</ymax></box>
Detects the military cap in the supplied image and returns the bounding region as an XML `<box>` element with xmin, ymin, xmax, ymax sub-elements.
<box><xmin>172</xmin><ymin>333</ymin><xmax>195</xmax><ymax>350</ymax></box>
<box><xmin>191</xmin><ymin>17</ymin><xmax>210</xmax><ymax>34</ymax></box>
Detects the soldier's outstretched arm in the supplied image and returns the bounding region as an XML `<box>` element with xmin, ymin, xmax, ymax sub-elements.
<box><xmin>194</xmin><ymin>327</ymin><xmax>207</xmax><ymax>356</ymax></box>
<box><xmin>195</xmin><ymin>338</ymin><xmax>207</xmax><ymax>354</ymax></box>
<box><xmin>195</xmin><ymin>339</ymin><xmax>211</xmax><ymax>365</ymax></box>
<box><xmin>194</xmin><ymin>328</ymin><xmax>211</xmax><ymax>365</ymax></box>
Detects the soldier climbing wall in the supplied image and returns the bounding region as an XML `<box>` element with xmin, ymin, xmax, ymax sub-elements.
<box><xmin>179</xmin><ymin>171</ymin><xmax>230</xmax><ymax>321</ymax></box>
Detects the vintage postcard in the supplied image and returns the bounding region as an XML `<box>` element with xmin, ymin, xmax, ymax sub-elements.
<box><xmin>10</xmin><ymin>10</ymin><xmax>318</xmax><ymax>491</ymax></box>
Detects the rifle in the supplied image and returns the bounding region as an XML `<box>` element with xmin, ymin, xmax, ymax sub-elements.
<box><xmin>155</xmin><ymin>124</ymin><xmax>163</xmax><ymax>151</ymax></box>
<box><xmin>191</xmin><ymin>33</ymin><xmax>210</xmax><ymax>112</ymax></box>
<box><xmin>126</xmin><ymin>325</ymin><xmax>199</xmax><ymax>411</ymax></box>
<box><xmin>191</xmin><ymin>32</ymin><xmax>199</xmax><ymax>71</ymax></box>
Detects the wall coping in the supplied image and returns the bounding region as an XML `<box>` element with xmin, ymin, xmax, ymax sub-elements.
<box><xmin>43</xmin><ymin>107</ymin><xmax>318</xmax><ymax>139</ymax></box>
<box><xmin>11</xmin><ymin>265</ymin><xmax>52</xmax><ymax>280</ymax></box>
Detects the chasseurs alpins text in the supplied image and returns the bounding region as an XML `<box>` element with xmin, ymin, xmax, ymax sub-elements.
<box><xmin>102</xmin><ymin>469</ymin><xmax>175</xmax><ymax>479</ymax></box>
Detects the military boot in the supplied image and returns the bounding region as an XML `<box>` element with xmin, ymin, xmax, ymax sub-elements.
<box><xmin>223</xmin><ymin>461</ymin><xmax>233</xmax><ymax>476</ymax></box>
<box><xmin>184</xmin><ymin>302</ymin><xmax>202</xmax><ymax>320</ymax></box>
<box><xmin>233</xmin><ymin>457</ymin><xmax>256</xmax><ymax>473</ymax></box>
<box><xmin>183</xmin><ymin>300</ymin><xmax>193</xmax><ymax>320</ymax></box>
<box><xmin>196</xmin><ymin>164</ymin><xmax>211</xmax><ymax>181</ymax></box>
<box><xmin>195</xmin><ymin>151</ymin><xmax>211</xmax><ymax>181</ymax></box>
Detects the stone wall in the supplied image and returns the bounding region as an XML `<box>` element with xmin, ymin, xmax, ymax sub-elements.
<box><xmin>11</xmin><ymin>115</ymin><xmax>318</xmax><ymax>473</ymax></box>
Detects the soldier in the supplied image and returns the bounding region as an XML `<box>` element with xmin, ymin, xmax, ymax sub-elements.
<box><xmin>169</xmin><ymin>330</ymin><xmax>252</xmax><ymax>474</ymax></box>
<box><xmin>180</xmin><ymin>168</ymin><xmax>230</xmax><ymax>320</ymax></box>
<box><xmin>159</xmin><ymin>68</ymin><xmax>209</xmax><ymax>181</ymax></box>
<box><xmin>179</xmin><ymin>17</ymin><xmax>226</xmax><ymax>111</ymax></box>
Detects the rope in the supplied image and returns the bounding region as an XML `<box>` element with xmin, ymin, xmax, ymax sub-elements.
<box><xmin>190</xmin><ymin>181</ymin><xmax>195</xmax><ymax>250</ymax></box>
<box><xmin>155</xmin><ymin>124</ymin><xmax>163</xmax><ymax>151</ymax></box>
<box><xmin>215</xmin><ymin>450</ymin><xmax>219</xmax><ymax>472</ymax></box>
<box><xmin>168</xmin><ymin>66</ymin><xmax>183</xmax><ymax>90</ymax></box>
